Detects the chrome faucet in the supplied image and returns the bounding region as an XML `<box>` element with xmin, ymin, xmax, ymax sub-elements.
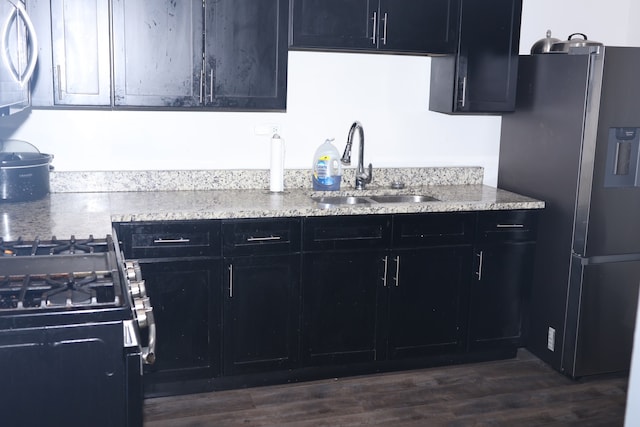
<box><xmin>341</xmin><ymin>121</ymin><xmax>372</xmax><ymax>190</ymax></box>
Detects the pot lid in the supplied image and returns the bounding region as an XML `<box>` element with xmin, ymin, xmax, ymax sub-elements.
<box><xmin>0</xmin><ymin>139</ymin><xmax>53</xmax><ymax>167</ymax></box>
<box><xmin>550</xmin><ymin>33</ymin><xmax>603</xmax><ymax>53</ymax></box>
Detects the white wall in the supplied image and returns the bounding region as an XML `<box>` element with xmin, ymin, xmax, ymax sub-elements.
<box><xmin>0</xmin><ymin>0</ymin><xmax>638</xmax><ymax>188</ymax></box>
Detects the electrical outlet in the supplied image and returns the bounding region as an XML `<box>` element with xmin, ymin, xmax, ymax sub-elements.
<box><xmin>547</xmin><ymin>327</ymin><xmax>555</xmax><ymax>351</ymax></box>
<box><xmin>254</xmin><ymin>123</ymin><xmax>280</xmax><ymax>136</ymax></box>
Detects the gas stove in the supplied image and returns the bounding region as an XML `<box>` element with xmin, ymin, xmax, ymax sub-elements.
<box><xmin>0</xmin><ymin>235</ymin><xmax>124</xmax><ymax>312</ymax></box>
<box><xmin>0</xmin><ymin>233</ymin><xmax>154</xmax><ymax>427</ymax></box>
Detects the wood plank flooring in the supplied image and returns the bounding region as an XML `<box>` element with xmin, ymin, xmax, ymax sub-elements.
<box><xmin>143</xmin><ymin>350</ymin><xmax>628</xmax><ymax>426</ymax></box>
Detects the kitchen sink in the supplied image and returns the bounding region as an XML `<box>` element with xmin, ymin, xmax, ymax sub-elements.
<box><xmin>368</xmin><ymin>195</ymin><xmax>438</xmax><ymax>203</ymax></box>
<box><xmin>311</xmin><ymin>196</ymin><xmax>372</xmax><ymax>208</ymax></box>
<box><xmin>312</xmin><ymin>194</ymin><xmax>439</xmax><ymax>208</ymax></box>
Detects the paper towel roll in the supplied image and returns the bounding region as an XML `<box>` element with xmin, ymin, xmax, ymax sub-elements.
<box><xmin>270</xmin><ymin>134</ymin><xmax>285</xmax><ymax>192</ymax></box>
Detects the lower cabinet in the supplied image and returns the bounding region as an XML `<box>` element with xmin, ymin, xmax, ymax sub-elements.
<box><xmin>113</xmin><ymin>220</ymin><xmax>222</xmax><ymax>396</ymax></box>
<box><xmin>387</xmin><ymin>245</ymin><xmax>472</xmax><ymax>360</ymax></box>
<box><xmin>222</xmin><ymin>254</ymin><xmax>301</xmax><ymax>375</ymax></box>
<box><xmin>114</xmin><ymin>209</ymin><xmax>539</xmax><ymax>396</ymax></box>
<box><xmin>137</xmin><ymin>259</ymin><xmax>222</xmax><ymax>386</ymax></box>
<box><xmin>468</xmin><ymin>210</ymin><xmax>538</xmax><ymax>351</ymax></box>
<box><xmin>221</xmin><ymin>218</ymin><xmax>302</xmax><ymax>376</ymax></box>
<box><xmin>302</xmin><ymin>213</ymin><xmax>475</xmax><ymax>365</ymax></box>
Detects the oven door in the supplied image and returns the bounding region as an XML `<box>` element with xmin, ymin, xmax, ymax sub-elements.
<box><xmin>0</xmin><ymin>321</ymin><xmax>142</xmax><ymax>427</ymax></box>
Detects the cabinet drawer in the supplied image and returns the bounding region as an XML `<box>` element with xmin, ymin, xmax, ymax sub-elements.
<box><xmin>303</xmin><ymin>215</ymin><xmax>391</xmax><ymax>251</ymax></box>
<box><xmin>392</xmin><ymin>213</ymin><xmax>475</xmax><ymax>248</ymax></box>
<box><xmin>115</xmin><ymin>221</ymin><xmax>221</xmax><ymax>258</ymax></box>
<box><xmin>476</xmin><ymin>210</ymin><xmax>539</xmax><ymax>243</ymax></box>
<box><xmin>222</xmin><ymin>218</ymin><xmax>301</xmax><ymax>256</ymax></box>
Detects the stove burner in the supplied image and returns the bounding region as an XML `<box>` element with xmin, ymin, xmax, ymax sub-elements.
<box><xmin>0</xmin><ymin>235</ymin><xmax>110</xmax><ymax>256</ymax></box>
<box><xmin>0</xmin><ymin>271</ymin><xmax>119</xmax><ymax>311</ymax></box>
<box><xmin>43</xmin><ymin>272</ymin><xmax>99</xmax><ymax>307</ymax></box>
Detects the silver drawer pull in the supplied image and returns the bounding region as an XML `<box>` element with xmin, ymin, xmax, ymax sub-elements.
<box><xmin>153</xmin><ymin>238</ymin><xmax>191</xmax><ymax>244</ymax></box>
<box><xmin>496</xmin><ymin>224</ymin><xmax>525</xmax><ymax>228</ymax></box>
<box><xmin>246</xmin><ymin>235</ymin><xmax>282</xmax><ymax>242</ymax></box>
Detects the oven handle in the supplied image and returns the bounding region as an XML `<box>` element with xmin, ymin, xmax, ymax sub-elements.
<box><xmin>142</xmin><ymin>307</ymin><xmax>156</xmax><ymax>365</ymax></box>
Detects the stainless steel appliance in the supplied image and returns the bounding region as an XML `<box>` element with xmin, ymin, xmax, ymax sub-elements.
<box><xmin>0</xmin><ymin>234</ymin><xmax>155</xmax><ymax>426</ymax></box>
<box><xmin>499</xmin><ymin>46</ymin><xmax>640</xmax><ymax>378</ymax></box>
<box><xmin>0</xmin><ymin>0</ymin><xmax>37</xmax><ymax>116</ymax></box>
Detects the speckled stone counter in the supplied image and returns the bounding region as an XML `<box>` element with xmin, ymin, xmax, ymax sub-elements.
<box><xmin>0</xmin><ymin>168</ymin><xmax>544</xmax><ymax>240</ymax></box>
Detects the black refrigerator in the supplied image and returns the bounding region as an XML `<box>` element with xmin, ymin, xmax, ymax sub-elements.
<box><xmin>498</xmin><ymin>46</ymin><xmax>640</xmax><ymax>378</ymax></box>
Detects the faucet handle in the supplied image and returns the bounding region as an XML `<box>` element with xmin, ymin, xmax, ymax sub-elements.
<box><xmin>355</xmin><ymin>163</ymin><xmax>373</xmax><ymax>190</ymax></box>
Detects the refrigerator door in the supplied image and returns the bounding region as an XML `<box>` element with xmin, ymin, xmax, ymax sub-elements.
<box><xmin>563</xmin><ymin>255</ymin><xmax>640</xmax><ymax>377</ymax></box>
<box><xmin>585</xmin><ymin>47</ymin><xmax>640</xmax><ymax>257</ymax></box>
<box><xmin>498</xmin><ymin>53</ymin><xmax>597</xmax><ymax>371</ymax></box>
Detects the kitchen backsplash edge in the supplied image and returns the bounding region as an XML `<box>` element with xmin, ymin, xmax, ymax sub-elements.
<box><xmin>49</xmin><ymin>167</ymin><xmax>484</xmax><ymax>193</ymax></box>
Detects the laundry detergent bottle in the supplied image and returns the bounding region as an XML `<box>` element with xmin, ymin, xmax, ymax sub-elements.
<box><xmin>312</xmin><ymin>138</ymin><xmax>342</xmax><ymax>191</ymax></box>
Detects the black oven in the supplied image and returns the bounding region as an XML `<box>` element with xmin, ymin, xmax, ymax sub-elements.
<box><xmin>0</xmin><ymin>234</ymin><xmax>155</xmax><ymax>427</ymax></box>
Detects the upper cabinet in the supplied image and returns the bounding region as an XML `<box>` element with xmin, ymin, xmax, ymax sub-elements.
<box><xmin>0</xmin><ymin>0</ymin><xmax>37</xmax><ymax>116</ymax></box>
<box><xmin>203</xmin><ymin>1</ymin><xmax>288</xmax><ymax>110</ymax></box>
<box><xmin>111</xmin><ymin>0</ymin><xmax>203</xmax><ymax>107</ymax></box>
<box><xmin>30</xmin><ymin>0</ymin><xmax>288</xmax><ymax>111</ymax></box>
<box><xmin>289</xmin><ymin>0</ymin><xmax>459</xmax><ymax>55</ymax></box>
<box><xmin>51</xmin><ymin>0</ymin><xmax>111</xmax><ymax>106</ymax></box>
<box><xmin>429</xmin><ymin>0</ymin><xmax>523</xmax><ymax>114</ymax></box>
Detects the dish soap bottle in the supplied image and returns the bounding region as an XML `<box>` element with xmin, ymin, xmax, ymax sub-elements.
<box><xmin>312</xmin><ymin>138</ymin><xmax>342</xmax><ymax>191</ymax></box>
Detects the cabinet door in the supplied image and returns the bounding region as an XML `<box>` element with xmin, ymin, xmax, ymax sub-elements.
<box><xmin>112</xmin><ymin>0</ymin><xmax>203</xmax><ymax>107</ymax></box>
<box><xmin>387</xmin><ymin>245</ymin><xmax>471</xmax><ymax>359</ymax></box>
<box><xmin>302</xmin><ymin>250</ymin><xmax>385</xmax><ymax>365</ymax></box>
<box><xmin>469</xmin><ymin>241</ymin><xmax>535</xmax><ymax>351</ymax></box>
<box><xmin>203</xmin><ymin>0</ymin><xmax>287</xmax><ymax>110</ymax></box>
<box><xmin>50</xmin><ymin>0</ymin><xmax>111</xmax><ymax>105</ymax></box>
<box><xmin>137</xmin><ymin>259</ymin><xmax>222</xmax><ymax>394</ymax></box>
<box><xmin>379</xmin><ymin>0</ymin><xmax>458</xmax><ymax>54</ymax></box>
<box><xmin>290</xmin><ymin>0</ymin><xmax>375</xmax><ymax>50</ymax></box>
<box><xmin>223</xmin><ymin>254</ymin><xmax>300</xmax><ymax>375</ymax></box>
<box><xmin>429</xmin><ymin>0</ymin><xmax>522</xmax><ymax>113</ymax></box>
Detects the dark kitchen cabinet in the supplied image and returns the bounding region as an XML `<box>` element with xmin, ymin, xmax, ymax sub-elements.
<box><xmin>112</xmin><ymin>0</ymin><xmax>287</xmax><ymax>110</ymax></box>
<box><xmin>468</xmin><ymin>210</ymin><xmax>538</xmax><ymax>351</ymax></box>
<box><xmin>387</xmin><ymin>213</ymin><xmax>474</xmax><ymax>359</ymax></box>
<box><xmin>203</xmin><ymin>0</ymin><xmax>288</xmax><ymax>109</ymax></box>
<box><xmin>113</xmin><ymin>221</ymin><xmax>222</xmax><ymax>396</ymax></box>
<box><xmin>221</xmin><ymin>218</ymin><xmax>301</xmax><ymax>375</ymax></box>
<box><xmin>302</xmin><ymin>213</ymin><xmax>473</xmax><ymax>364</ymax></box>
<box><xmin>289</xmin><ymin>0</ymin><xmax>459</xmax><ymax>54</ymax></box>
<box><xmin>429</xmin><ymin>0</ymin><xmax>522</xmax><ymax>113</ymax></box>
<box><xmin>30</xmin><ymin>0</ymin><xmax>287</xmax><ymax>110</ymax></box>
<box><xmin>50</xmin><ymin>0</ymin><xmax>111</xmax><ymax>106</ymax></box>
<box><xmin>111</xmin><ymin>0</ymin><xmax>203</xmax><ymax>107</ymax></box>
<box><xmin>301</xmin><ymin>215</ymin><xmax>391</xmax><ymax>366</ymax></box>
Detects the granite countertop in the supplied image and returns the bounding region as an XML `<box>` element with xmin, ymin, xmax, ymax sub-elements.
<box><xmin>0</xmin><ymin>168</ymin><xmax>544</xmax><ymax>240</ymax></box>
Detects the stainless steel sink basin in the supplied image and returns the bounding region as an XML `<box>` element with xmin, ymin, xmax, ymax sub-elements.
<box><xmin>312</xmin><ymin>194</ymin><xmax>438</xmax><ymax>208</ymax></box>
<box><xmin>369</xmin><ymin>195</ymin><xmax>438</xmax><ymax>203</ymax></box>
<box><xmin>311</xmin><ymin>196</ymin><xmax>372</xmax><ymax>208</ymax></box>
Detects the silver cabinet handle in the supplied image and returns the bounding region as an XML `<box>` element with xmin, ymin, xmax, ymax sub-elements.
<box><xmin>371</xmin><ymin>11</ymin><xmax>377</xmax><ymax>44</ymax></box>
<box><xmin>393</xmin><ymin>255</ymin><xmax>400</xmax><ymax>287</ymax></box>
<box><xmin>496</xmin><ymin>224</ymin><xmax>525</xmax><ymax>228</ymax></box>
<box><xmin>246</xmin><ymin>235</ymin><xmax>282</xmax><ymax>242</ymax></box>
<box><xmin>56</xmin><ymin>64</ymin><xmax>64</xmax><ymax>100</ymax></box>
<box><xmin>153</xmin><ymin>238</ymin><xmax>191</xmax><ymax>244</ymax></box>
<box><xmin>1</xmin><ymin>0</ymin><xmax>38</xmax><ymax>86</ymax></box>
<box><xmin>199</xmin><ymin>68</ymin><xmax>204</xmax><ymax>103</ymax></box>
<box><xmin>381</xmin><ymin>13</ymin><xmax>388</xmax><ymax>45</ymax></box>
<box><xmin>382</xmin><ymin>255</ymin><xmax>388</xmax><ymax>287</ymax></box>
<box><xmin>476</xmin><ymin>251</ymin><xmax>484</xmax><ymax>281</ymax></box>
<box><xmin>209</xmin><ymin>69</ymin><xmax>214</xmax><ymax>102</ymax></box>
<box><xmin>460</xmin><ymin>76</ymin><xmax>467</xmax><ymax>108</ymax></box>
<box><xmin>228</xmin><ymin>264</ymin><xmax>233</xmax><ymax>298</ymax></box>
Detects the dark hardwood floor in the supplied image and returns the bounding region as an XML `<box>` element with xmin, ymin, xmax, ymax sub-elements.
<box><xmin>143</xmin><ymin>350</ymin><xmax>628</xmax><ymax>426</ymax></box>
